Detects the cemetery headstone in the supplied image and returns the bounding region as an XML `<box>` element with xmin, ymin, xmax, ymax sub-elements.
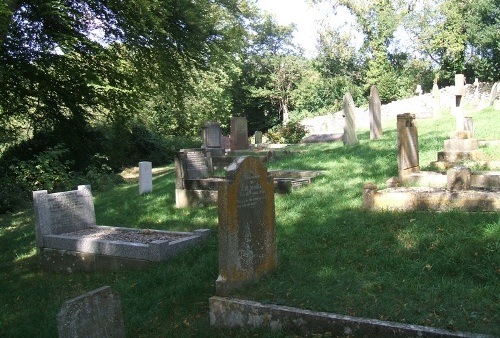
<box><xmin>33</xmin><ymin>185</ymin><xmax>95</xmax><ymax>248</ymax></box>
<box><xmin>221</xmin><ymin>136</ymin><xmax>231</xmax><ymax>150</ymax></box>
<box><xmin>57</xmin><ymin>286</ymin><xmax>125</xmax><ymax>338</ymax></box>
<box><xmin>432</xmin><ymin>83</ymin><xmax>440</xmax><ymax>117</ymax></box>
<box><xmin>175</xmin><ymin>149</ymin><xmax>212</xmax><ymax>189</ymax></box>
<box><xmin>415</xmin><ymin>84</ymin><xmax>423</xmax><ymax>95</ymax></box>
<box><xmin>464</xmin><ymin>117</ymin><xmax>474</xmax><ymax>138</ymax></box>
<box><xmin>489</xmin><ymin>82</ymin><xmax>498</xmax><ymax>107</ymax></box>
<box><xmin>369</xmin><ymin>85</ymin><xmax>382</xmax><ymax>140</ymax></box>
<box><xmin>254</xmin><ymin>131</ymin><xmax>263</xmax><ymax>144</ymax></box>
<box><xmin>230</xmin><ymin>117</ymin><xmax>249</xmax><ymax>150</ymax></box>
<box><xmin>473</xmin><ymin>78</ymin><xmax>479</xmax><ymax>99</ymax></box>
<box><xmin>139</xmin><ymin>161</ymin><xmax>152</xmax><ymax>195</ymax></box>
<box><xmin>202</xmin><ymin>122</ymin><xmax>222</xmax><ymax>149</ymax></box>
<box><xmin>216</xmin><ymin>156</ymin><xmax>277</xmax><ymax>296</ymax></box>
<box><xmin>397</xmin><ymin>113</ymin><xmax>420</xmax><ymax>179</ymax></box>
<box><xmin>342</xmin><ymin>92</ymin><xmax>358</xmax><ymax>145</ymax></box>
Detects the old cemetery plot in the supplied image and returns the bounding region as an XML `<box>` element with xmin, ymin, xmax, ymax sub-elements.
<box><xmin>363</xmin><ymin>76</ymin><xmax>500</xmax><ymax>212</ymax></box>
<box><xmin>33</xmin><ymin>185</ymin><xmax>210</xmax><ymax>272</ymax></box>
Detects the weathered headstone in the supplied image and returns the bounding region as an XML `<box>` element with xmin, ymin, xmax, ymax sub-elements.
<box><xmin>342</xmin><ymin>92</ymin><xmax>358</xmax><ymax>145</ymax></box>
<box><xmin>432</xmin><ymin>83</ymin><xmax>440</xmax><ymax>117</ymax></box>
<box><xmin>254</xmin><ymin>131</ymin><xmax>263</xmax><ymax>144</ymax></box>
<box><xmin>33</xmin><ymin>185</ymin><xmax>95</xmax><ymax>248</ymax></box>
<box><xmin>221</xmin><ymin>136</ymin><xmax>231</xmax><ymax>150</ymax></box>
<box><xmin>216</xmin><ymin>156</ymin><xmax>277</xmax><ymax>296</ymax></box>
<box><xmin>489</xmin><ymin>82</ymin><xmax>498</xmax><ymax>107</ymax></box>
<box><xmin>57</xmin><ymin>286</ymin><xmax>125</xmax><ymax>338</ymax></box>
<box><xmin>397</xmin><ymin>113</ymin><xmax>420</xmax><ymax>179</ymax></box>
<box><xmin>202</xmin><ymin>122</ymin><xmax>222</xmax><ymax>149</ymax></box>
<box><xmin>447</xmin><ymin>166</ymin><xmax>471</xmax><ymax>191</ymax></box>
<box><xmin>139</xmin><ymin>161</ymin><xmax>152</xmax><ymax>195</ymax></box>
<box><xmin>230</xmin><ymin>117</ymin><xmax>249</xmax><ymax>150</ymax></box>
<box><xmin>369</xmin><ymin>85</ymin><xmax>382</xmax><ymax>140</ymax></box>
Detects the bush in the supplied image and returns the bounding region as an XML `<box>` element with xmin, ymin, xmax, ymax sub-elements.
<box><xmin>267</xmin><ymin>122</ymin><xmax>307</xmax><ymax>144</ymax></box>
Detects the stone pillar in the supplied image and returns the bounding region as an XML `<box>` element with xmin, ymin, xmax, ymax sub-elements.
<box><xmin>139</xmin><ymin>161</ymin><xmax>152</xmax><ymax>195</ymax></box>
<box><xmin>342</xmin><ymin>92</ymin><xmax>358</xmax><ymax>145</ymax></box>
<box><xmin>397</xmin><ymin>113</ymin><xmax>420</xmax><ymax>179</ymax></box>
<box><xmin>369</xmin><ymin>85</ymin><xmax>382</xmax><ymax>140</ymax></box>
<box><xmin>454</xmin><ymin>74</ymin><xmax>466</xmax><ymax>131</ymax></box>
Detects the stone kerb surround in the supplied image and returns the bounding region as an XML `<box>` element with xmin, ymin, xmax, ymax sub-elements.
<box><xmin>216</xmin><ymin>156</ymin><xmax>277</xmax><ymax>296</ymax></box>
<box><xmin>33</xmin><ymin>185</ymin><xmax>210</xmax><ymax>271</ymax></box>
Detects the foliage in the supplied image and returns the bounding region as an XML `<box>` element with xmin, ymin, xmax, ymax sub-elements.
<box><xmin>266</xmin><ymin>121</ymin><xmax>307</xmax><ymax>144</ymax></box>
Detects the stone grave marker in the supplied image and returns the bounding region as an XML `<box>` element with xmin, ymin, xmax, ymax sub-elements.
<box><xmin>342</xmin><ymin>92</ymin><xmax>358</xmax><ymax>145</ymax></box>
<box><xmin>254</xmin><ymin>131</ymin><xmax>263</xmax><ymax>144</ymax></box>
<box><xmin>216</xmin><ymin>156</ymin><xmax>277</xmax><ymax>296</ymax></box>
<box><xmin>415</xmin><ymin>84</ymin><xmax>423</xmax><ymax>95</ymax></box>
<box><xmin>397</xmin><ymin>113</ymin><xmax>420</xmax><ymax>179</ymax></box>
<box><xmin>33</xmin><ymin>185</ymin><xmax>95</xmax><ymax>248</ymax></box>
<box><xmin>489</xmin><ymin>82</ymin><xmax>498</xmax><ymax>107</ymax></box>
<box><xmin>432</xmin><ymin>83</ymin><xmax>440</xmax><ymax>117</ymax></box>
<box><xmin>202</xmin><ymin>122</ymin><xmax>222</xmax><ymax>149</ymax></box>
<box><xmin>221</xmin><ymin>136</ymin><xmax>230</xmax><ymax>150</ymax></box>
<box><xmin>57</xmin><ymin>286</ymin><xmax>125</xmax><ymax>338</ymax></box>
<box><xmin>369</xmin><ymin>85</ymin><xmax>382</xmax><ymax>140</ymax></box>
<box><xmin>139</xmin><ymin>161</ymin><xmax>152</xmax><ymax>195</ymax></box>
<box><xmin>230</xmin><ymin>117</ymin><xmax>249</xmax><ymax>150</ymax></box>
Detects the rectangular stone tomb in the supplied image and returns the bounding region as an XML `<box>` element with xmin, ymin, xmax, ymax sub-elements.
<box><xmin>363</xmin><ymin>184</ymin><xmax>500</xmax><ymax>212</ymax></box>
<box><xmin>33</xmin><ymin>185</ymin><xmax>210</xmax><ymax>270</ymax></box>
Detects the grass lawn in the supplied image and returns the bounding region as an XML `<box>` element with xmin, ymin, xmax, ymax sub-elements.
<box><xmin>0</xmin><ymin>107</ymin><xmax>499</xmax><ymax>337</ymax></box>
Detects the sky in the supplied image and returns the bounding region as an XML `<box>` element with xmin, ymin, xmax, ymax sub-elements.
<box><xmin>255</xmin><ymin>0</ymin><xmax>330</xmax><ymax>57</ymax></box>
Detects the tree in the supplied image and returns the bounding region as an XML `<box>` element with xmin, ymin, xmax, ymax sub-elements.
<box><xmin>0</xmin><ymin>0</ymin><xmax>251</xmax><ymax>170</ymax></box>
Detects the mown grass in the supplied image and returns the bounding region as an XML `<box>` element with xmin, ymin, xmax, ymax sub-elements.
<box><xmin>0</xmin><ymin>107</ymin><xmax>499</xmax><ymax>337</ymax></box>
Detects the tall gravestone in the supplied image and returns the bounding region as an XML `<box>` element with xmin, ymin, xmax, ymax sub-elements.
<box><xmin>432</xmin><ymin>83</ymin><xmax>440</xmax><ymax>117</ymax></box>
<box><xmin>342</xmin><ymin>92</ymin><xmax>358</xmax><ymax>145</ymax></box>
<box><xmin>139</xmin><ymin>161</ymin><xmax>152</xmax><ymax>195</ymax></box>
<box><xmin>202</xmin><ymin>122</ymin><xmax>222</xmax><ymax>149</ymax></box>
<box><xmin>57</xmin><ymin>286</ymin><xmax>125</xmax><ymax>338</ymax></box>
<box><xmin>230</xmin><ymin>117</ymin><xmax>249</xmax><ymax>150</ymax></box>
<box><xmin>369</xmin><ymin>85</ymin><xmax>382</xmax><ymax>140</ymax></box>
<box><xmin>489</xmin><ymin>82</ymin><xmax>498</xmax><ymax>107</ymax></box>
<box><xmin>397</xmin><ymin>113</ymin><xmax>420</xmax><ymax>179</ymax></box>
<box><xmin>254</xmin><ymin>131</ymin><xmax>263</xmax><ymax>144</ymax></box>
<box><xmin>216</xmin><ymin>157</ymin><xmax>277</xmax><ymax>296</ymax></box>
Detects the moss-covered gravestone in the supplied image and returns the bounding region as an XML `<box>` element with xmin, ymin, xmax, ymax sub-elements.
<box><xmin>216</xmin><ymin>157</ymin><xmax>277</xmax><ymax>296</ymax></box>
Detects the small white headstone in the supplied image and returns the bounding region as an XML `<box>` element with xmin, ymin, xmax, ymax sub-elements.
<box><xmin>139</xmin><ymin>161</ymin><xmax>152</xmax><ymax>195</ymax></box>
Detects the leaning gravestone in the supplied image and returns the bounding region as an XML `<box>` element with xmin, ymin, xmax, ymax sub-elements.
<box><xmin>489</xmin><ymin>82</ymin><xmax>498</xmax><ymax>107</ymax></box>
<box><xmin>139</xmin><ymin>161</ymin><xmax>152</xmax><ymax>195</ymax></box>
<box><xmin>342</xmin><ymin>92</ymin><xmax>358</xmax><ymax>145</ymax></box>
<box><xmin>369</xmin><ymin>85</ymin><xmax>382</xmax><ymax>140</ymax></box>
<box><xmin>57</xmin><ymin>286</ymin><xmax>125</xmax><ymax>338</ymax></box>
<box><xmin>216</xmin><ymin>157</ymin><xmax>277</xmax><ymax>296</ymax></box>
<box><xmin>230</xmin><ymin>117</ymin><xmax>249</xmax><ymax>150</ymax></box>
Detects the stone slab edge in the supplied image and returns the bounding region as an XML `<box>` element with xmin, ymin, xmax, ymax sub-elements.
<box><xmin>209</xmin><ymin>296</ymin><xmax>494</xmax><ymax>338</ymax></box>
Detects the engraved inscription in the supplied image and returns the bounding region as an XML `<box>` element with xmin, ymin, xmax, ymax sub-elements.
<box><xmin>237</xmin><ymin>173</ymin><xmax>265</xmax><ymax>209</ymax></box>
<box><xmin>48</xmin><ymin>191</ymin><xmax>89</xmax><ymax>233</ymax></box>
<box><xmin>186</xmin><ymin>152</ymin><xmax>209</xmax><ymax>179</ymax></box>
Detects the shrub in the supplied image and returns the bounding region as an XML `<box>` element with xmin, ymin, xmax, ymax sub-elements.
<box><xmin>267</xmin><ymin>122</ymin><xmax>307</xmax><ymax>144</ymax></box>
